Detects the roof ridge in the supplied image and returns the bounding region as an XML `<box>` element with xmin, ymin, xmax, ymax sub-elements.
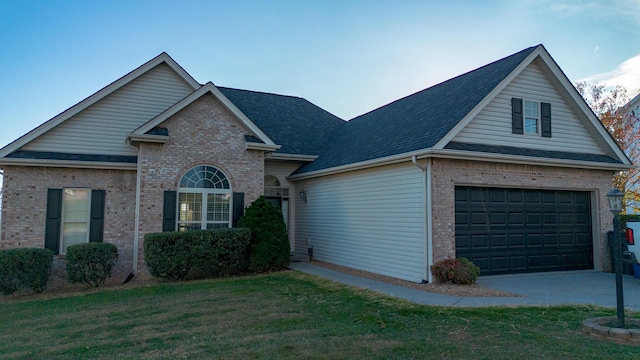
<box><xmin>349</xmin><ymin>45</ymin><xmax>538</xmax><ymax>122</ymax></box>
<box><xmin>217</xmin><ymin>86</ymin><xmax>306</xmax><ymax>101</ymax></box>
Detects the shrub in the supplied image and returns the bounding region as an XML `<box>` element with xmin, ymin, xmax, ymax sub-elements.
<box><xmin>193</xmin><ymin>229</ymin><xmax>251</xmax><ymax>277</ymax></box>
<box><xmin>144</xmin><ymin>231</ymin><xmax>194</xmax><ymax>280</ymax></box>
<box><xmin>0</xmin><ymin>248</ymin><xmax>54</xmax><ymax>295</ymax></box>
<box><xmin>144</xmin><ymin>228</ymin><xmax>251</xmax><ymax>280</ymax></box>
<box><xmin>237</xmin><ymin>196</ymin><xmax>290</xmax><ymax>272</ymax></box>
<box><xmin>430</xmin><ymin>257</ymin><xmax>480</xmax><ymax>285</ymax></box>
<box><xmin>66</xmin><ymin>243</ymin><xmax>118</xmax><ymax>288</ymax></box>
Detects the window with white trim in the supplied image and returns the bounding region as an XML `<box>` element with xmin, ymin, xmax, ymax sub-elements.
<box><xmin>177</xmin><ymin>165</ymin><xmax>231</xmax><ymax>231</ymax></box>
<box><xmin>61</xmin><ymin>188</ymin><xmax>91</xmax><ymax>254</ymax></box>
<box><xmin>524</xmin><ymin>100</ymin><xmax>539</xmax><ymax>134</ymax></box>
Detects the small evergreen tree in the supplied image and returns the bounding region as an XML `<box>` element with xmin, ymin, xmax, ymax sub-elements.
<box><xmin>238</xmin><ymin>196</ymin><xmax>290</xmax><ymax>272</ymax></box>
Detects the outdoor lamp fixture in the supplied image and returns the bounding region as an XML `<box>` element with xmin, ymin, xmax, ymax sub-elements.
<box><xmin>607</xmin><ymin>187</ymin><xmax>625</xmax><ymax>328</ymax></box>
<box><xmin>299</xmin><ymin>190</ymin><xmax>307</xmax><ymax>202</ymax></box>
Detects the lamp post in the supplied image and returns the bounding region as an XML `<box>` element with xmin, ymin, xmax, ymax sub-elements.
<box><xmin>607</xmin><ymin>187</ymin><xmax>625</xmax><ymax>328</ymax></box>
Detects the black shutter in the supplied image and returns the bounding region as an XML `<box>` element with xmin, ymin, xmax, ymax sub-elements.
<box><xmin>44</xmin><ymin>188</ymin><xmax>62</xmax><ymax>254</ymax></box>
<box><xmin>541</xmin><ymin>102</ymin><xmax>552</xmax><ymax>137</ymax></box>
<box><xmin>511</xmin><ymin>98</ymin><xmax>523</xmax><ymax>134</ymax></box>
<box><xmin>163</xmin><ymin>191</ymin><xmax>177</xmax><ymax>232</ymax></box>
<box><xmin>232</xmin><ymin>192</ymin><xmax>245</xmax><ymax>227</ymax></box>
<box><xmin>89</xmin><ymin>190</ymin><xmax>105</xmax><ymax>242</ymax></box>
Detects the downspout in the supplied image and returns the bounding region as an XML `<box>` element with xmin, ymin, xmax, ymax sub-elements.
<box><xmin>132</xmin><ymin>144</ymin><xmax>143</xmax><ymax>275</ymax></box>
<box><xmin>426</xmin><ymin>159</ymin><xmax>433</xmax><ymax>283</ymax></box>
<box><xmin>412</xmin><ymin>155</ymin><xmax>431</xmax><ymax>282</ymax></box>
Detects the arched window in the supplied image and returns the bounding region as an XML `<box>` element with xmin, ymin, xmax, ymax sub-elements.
<box><xmin>264</xmin><ymin>175</ymin><xmax>281</xmax><ymax>188</ymax></box>
<box><xmin>178</xmin><ymin>165</ymin><xmax>231</xmax><ymax>231</ymax></box>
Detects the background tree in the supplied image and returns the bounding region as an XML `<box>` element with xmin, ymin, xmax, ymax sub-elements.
<box><xmin>577</xmin><ymin>82</ymin><xmax>640</xmax><ymax>211</ymax></box>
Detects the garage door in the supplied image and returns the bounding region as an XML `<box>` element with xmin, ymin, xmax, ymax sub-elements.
<box><xmin>455</xmin><ymin>186</ymin><xmax>593</xmax><ymax>275</ymax></box>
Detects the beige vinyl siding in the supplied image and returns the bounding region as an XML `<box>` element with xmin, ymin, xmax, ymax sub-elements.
<box><xmin>294</xmin><ymin>163</ymin><xmax>425</xmax><ymax>282</ymax></box>
<box><xmin>264</xmin><ymin>159</ymin><xmax>304</xmax><ymax>250</ymax></box>
<box><xmin>453</xmin><ymin>58</ymin><xmax>611</xmax><ymax>155</ymax></box>
<box><xmin>23</xmin><ymin>63</ymin><xmax>194</xmax><ymax>156</ymax></box>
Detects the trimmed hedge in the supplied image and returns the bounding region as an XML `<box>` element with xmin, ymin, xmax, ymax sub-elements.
<box><xmin>431</xmin><ymin>258</ymin><xmax>480</xmax><ymax>285</ymax></box>
<box><xmin>144</xmin><ymin>228</ymin><xmax>251</xmax><ymax>281</ymax></box>
<box><xmin>66</xmin><ymin>243</ymin><xmax>118</xmax><ymax>288</ymax></box>
<box><xmin>0</xmin><ymin>248</ymin><xmax>54</xmax><ymax>295</ymax></box>
<box><xmin>238</xmin><ymin>196</ymin><xmax>290</xmax><ymax>272</ymax></box>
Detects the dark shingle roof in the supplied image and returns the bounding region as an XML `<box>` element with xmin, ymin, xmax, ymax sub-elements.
<box><xmin>218</xmin><ymin>87</ymin><xmax>345</xmax><ymax>155</ymax></box>
<box><xmin>294</xmin><ymin>46</ymin><xmax>538</xmax><ymax>174</ymax></box>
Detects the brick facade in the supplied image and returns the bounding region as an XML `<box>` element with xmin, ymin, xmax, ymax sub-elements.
<box><xmin>0</xmin><ymin>166</ymin><xmax>137</xmax><ymax>285</ymax></box>
<box><xmin>0</xmin><ymin>93</ymin><xmax>265</xmax><ymax>287</ymax></box>
<box><xmin>430</xmin><ymin>158</ymin><xmax>615</xmax><ymax>271</ymax></box>
<box><xmin>136</xmin><ymin>93</ymin><xmax>264</xmax><ymax>276</ymax></box>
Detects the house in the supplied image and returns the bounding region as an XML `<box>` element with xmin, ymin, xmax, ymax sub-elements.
<box><xmin>0</xmin><ymin>44</ymin><xmax>631</xmax><ymax>286</ymax></box>
<box><xmin>624</xmin><ymin>93</ymin><xmax>640</xmax><ymax>214</ymax></box>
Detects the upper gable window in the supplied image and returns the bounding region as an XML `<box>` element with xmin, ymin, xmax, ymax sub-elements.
<box><xmin>524</xmin><ymin>100</ymin><xmax>539</xmax><ymax>134</ymax></box>
<box><xmin>511</xmin><ymin>98</ymin><xmax>552</xmax><ymax>138</ymax></box>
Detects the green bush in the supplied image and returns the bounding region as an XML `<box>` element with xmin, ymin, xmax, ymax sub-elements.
<box><xmin>237</xmin><ymin>196</ymin><xmax>290</xmax><ymax>272</ymax></box>
<box><xmin>144</xmin><ymin>228</ymin><xmax>251</xmax><ymax>280</ymax></box>
<box><xmin>430</xmin><ymin>257</ymin><xmax>480</xmax><ymax>285</ymax></box>
<box><xmin>0</xmin><ymin>248</ymin><xmax>54</xmax><ymax>295</ymax></box>
<box><xmin>66</xmin><ymin>243</ymin><xmax>118</xmax><ymax>288</ymax></box>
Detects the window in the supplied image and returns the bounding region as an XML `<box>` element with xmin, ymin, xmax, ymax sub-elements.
<box><xmin>512</xmin><ymin>98</ymin><xmax>552</xmax><ymax>137</ymax></box>
<box><xmin>264</xmin><ymin>175</ymin><xmax>289</xmax><ymax>229</ymax></box>
<box><xmin>44</xmin><ymin>188</ymin><xmax>105</xmax><ymax>255</ymax></box>
<box><xmin>177</xmin><ymin>165</ymin><xmax>231</xmax><ymax>231</ymax></box>
<box><xmin>61</xmin><ymin>189</ymin><xmax>90</xmax><ymax>254</ymax></box>
<box><xmin>524</xmin><ymin>100</ymin><xmax>539</xmax><ymax>134</ymax></box>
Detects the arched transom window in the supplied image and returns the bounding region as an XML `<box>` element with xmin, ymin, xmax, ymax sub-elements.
<box><xmin>178</xmin><ymin>165</ymin><xmax>231</xmax><ymax>231</ymax></box>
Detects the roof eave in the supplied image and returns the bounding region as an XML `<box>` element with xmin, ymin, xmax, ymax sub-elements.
<box><xmin>246</xmin><ymin>143</ymin><xmax>281</xmax><ymax>152</ymax></box>
<box><xmin>126</xmin><ymin>134</ymin><xmax>169</xmax><ymax>146</ymax></box>
<box><xmin>432</xmin><ymin>148</ymin><xmax>631</xmax><ymax>171</ymax></box>
<box><xmin>268</xmin><ymin>153</ymin><xmax>319</xmax><ymax>162</ymax></box>
<box><xmin>0</xmin><ymin>158</ymin><xmax>137</xmax><ymax>170</ymax></box>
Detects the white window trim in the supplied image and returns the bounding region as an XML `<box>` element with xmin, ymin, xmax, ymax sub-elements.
<box><xmin>176</xmin><ymin>165</ymin><xmax>233</xmax><ymax>231</ymax></box>
<box><xmin>60</xmin><ymin>188</ymin><xmax>91</xmax><ymax>255</ymax></box>
<box><xmin>523</xmin><ymin>99</ymin><xmax>540</xmax><ymax>136</ymax></box>
<box><xmin>177</xmin><ymin>188</ymin><xmax>232</xmax><ymax>230</ymax></box>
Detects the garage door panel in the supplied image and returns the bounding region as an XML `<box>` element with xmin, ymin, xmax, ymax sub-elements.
<box><xmin>455</xmin><ymin>187</ymin><xmax>593</xmax><ymax>275</ymax></box>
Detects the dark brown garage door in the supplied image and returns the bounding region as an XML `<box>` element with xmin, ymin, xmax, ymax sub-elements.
<box><xmin>455</xmin><ymin>186</ymin><xmax>593</xmax><ymax>275</ymax></box>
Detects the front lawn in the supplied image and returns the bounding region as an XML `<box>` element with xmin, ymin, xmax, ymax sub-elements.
<box><xmin>1</xmin><ymin>271</ymin><xmax>639</xmax><ymax>359</ymax></box>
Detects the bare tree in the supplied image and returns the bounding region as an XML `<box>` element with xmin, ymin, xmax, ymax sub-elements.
<box><xmin>577</xmin><ymin>82</ymin><xmax>640</xmax><ymax>211</ymax></box>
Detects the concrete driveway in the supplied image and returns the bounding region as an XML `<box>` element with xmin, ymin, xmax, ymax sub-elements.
<box><xmin>476</xmin><ymin>270</ymin><xmax>640</xmax><ymax>310</ymax></box>
<box><xmin>290</xmin><ymin>262</ymin><xmax>640</xmax><ymax>309</ymax></box>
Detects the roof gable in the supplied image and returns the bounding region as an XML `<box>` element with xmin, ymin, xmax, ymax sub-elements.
<box><xmin>295</xmin><ymin>46</ymin><xmax>538</xmax><ymax>174</ymax></box>
<box><xmin>0</xmin><ymin>53</ymin><xmax>200</xmax><ymax>162</ymax></box>
<box><xmin>451</xmin><ymin>57</ymin><xmax>614</xmax><ymax>156</ymax></box>
<box><xmin>130</xmin><ymin>83</ymin><xmax>278</xmax><ymax>149</ymax></box>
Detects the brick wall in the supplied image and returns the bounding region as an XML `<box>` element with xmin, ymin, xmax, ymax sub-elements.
<box><xmin>0</xmin><ymin>93</ymin><xmax>266</xmax><ymax>287</ymax></box>
<box><xmin>430</xmin><ymin>158</ymin><xmax>614</xmax><ymax>271</ymax></box>
<box><xmin>135</xmin><ymin>93</ymin><xmax>264</xmax><ymax>276</ymax></box>
<box><xmin>0</xmin><ymin>165</ymin><xmax>137</xmax><ymax>286</ymax></box>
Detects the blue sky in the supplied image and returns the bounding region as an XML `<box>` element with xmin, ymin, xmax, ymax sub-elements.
<box><xmin>0</xmin><ymin>0</ymin><xmax>639</xmax><ymax>149</ymax></box>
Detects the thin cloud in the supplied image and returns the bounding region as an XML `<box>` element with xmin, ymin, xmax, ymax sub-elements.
<box><xmin>580</xmin><ymin>53</ymin><xmax>640</xmax><ymax>96</ymax></box>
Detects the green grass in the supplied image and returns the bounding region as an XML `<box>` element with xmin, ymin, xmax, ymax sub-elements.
<box><xmin>1</xmin><ymin>270</ymin><xmax>639</xmax><ymax>359</ymax></box>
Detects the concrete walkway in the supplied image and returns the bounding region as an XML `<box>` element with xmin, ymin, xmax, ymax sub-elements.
<box><xmin>289</xmin><ymin>262</ymin><xmax>640</xmax><ymax>309</ymax></box>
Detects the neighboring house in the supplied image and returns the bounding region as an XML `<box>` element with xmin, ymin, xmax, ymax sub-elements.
<box><xmin>624</xmin><ymin>93</ymin><xmax>640</xmax><ymax>214</ymax></box>
<box><xmin>0</xmin><ymin>44</ymin><xmax>631</xmax><ymax>286</ymax></box>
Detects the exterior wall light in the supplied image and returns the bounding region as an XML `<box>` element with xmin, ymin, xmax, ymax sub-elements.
<box><xmin>299</xmin><ymin>190</ymin><xmax>307</xmax><ymax>202</ymax></box>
